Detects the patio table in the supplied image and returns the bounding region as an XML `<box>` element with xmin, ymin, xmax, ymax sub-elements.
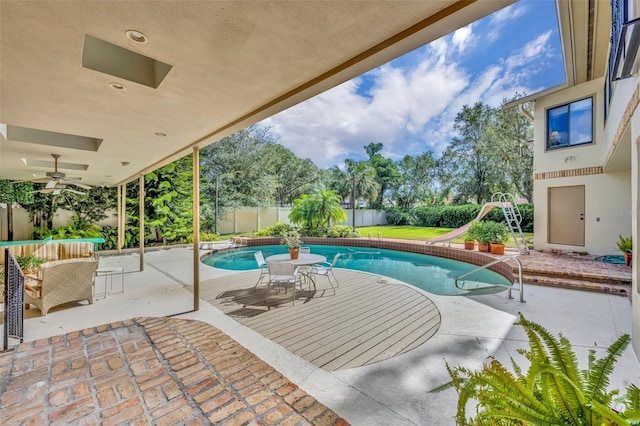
<box><xmin>265</xmin><ymin>253</ymin><xmax>326</xmax><ymax>292</ymax></box>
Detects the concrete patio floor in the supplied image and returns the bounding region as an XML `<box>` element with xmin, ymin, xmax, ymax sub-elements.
<box><xmin>1</xmin><ymin>245</ymin><xmax>638</xmax><ymax>425</ymax></box>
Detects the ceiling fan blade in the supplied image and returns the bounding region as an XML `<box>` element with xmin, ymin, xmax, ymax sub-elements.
<box><xmin>35</xmin><ymin>188</ymin><xmax>56</xmax><ymax>194</ymax></box>
<box><xmin>65</xmin><ymin>188</ymin><xmax>87</xmax><ymax>195</ymax></box>
<box><xmin>45</xmin><ymin>180</ymin><xmax>58</xmax><ymax>189</ymax></box>
<box><xmin>62</xmin><ymin>179</ymin><xmax>92</xmax><ymax>190</ymax></box>
<box><xmin>25</xmin><ymin>178</ymin><xmax>52</xmax><ymax>183</ymax></box>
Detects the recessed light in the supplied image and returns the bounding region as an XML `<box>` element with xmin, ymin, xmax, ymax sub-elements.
<box><xmin>109</xmin><ymin>82</ymin><xmax>126</xmax><ymax>90</ymax></box>
<box><xmin>126</xmin><ymin>30</ymin><xmax>148</xmax><ymax>43</ymax></box>
<box><xmin>155</xmin><ymin>132</ymin><xmax>166</xmax><ymax>137</ymax></box>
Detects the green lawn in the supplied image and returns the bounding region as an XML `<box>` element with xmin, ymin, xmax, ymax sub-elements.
<box><xmin>357</xmin><ymin>225</ymin><xmax>533</xmax><ymax>248</ymax></box>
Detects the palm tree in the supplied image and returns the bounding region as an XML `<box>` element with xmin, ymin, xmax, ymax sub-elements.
<box><xmin>289</xmin><ymin>190</ymin><xmax>346</xmax><ymax>230</ymax></box>
<box><xmin>344</xmin><ymin>159</ymin><xmax>379</xmax><ymax>208</ymax></box>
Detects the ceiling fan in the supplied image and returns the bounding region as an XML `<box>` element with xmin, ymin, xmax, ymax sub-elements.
<box><xmin>29</xmin><ymin>154</ymin><xmax>92</xmax><ymax>195</ymax></box>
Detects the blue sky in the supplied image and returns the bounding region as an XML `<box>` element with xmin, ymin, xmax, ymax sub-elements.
<box><xmin>261</xmin><ymin>0</ymin><xmax>565</xmax><ymax>169</ymax></box>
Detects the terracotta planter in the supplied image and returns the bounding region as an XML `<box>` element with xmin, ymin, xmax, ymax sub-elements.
<box><xmin>464</xmin><ymin>240</ymin><xmax>475</xmax><ymax>250</ymax></box>
<box><xmin>288</xmin><ymin>247</ymin><xmax>300</xmax><ymax>259</ymax></box>
<box><xmin>477</xmin><ymin>242</ymin><xmax>490</xmax><ymax>252</ymax></box>
<box><xmin>625</xmin><ymin>252</ymin><xmax>632</xmax><ymax>267</ymax></box>
<box><xmin>490</xmin><ymin>243</ymin><xmax>505</xmax><ymax>255</ymax></box>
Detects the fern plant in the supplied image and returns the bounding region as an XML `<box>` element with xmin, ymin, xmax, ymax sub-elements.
<box><xmin>436</xmin><ymin>313</ymin><xmax>640</xmax><ymax>425</ymax></box>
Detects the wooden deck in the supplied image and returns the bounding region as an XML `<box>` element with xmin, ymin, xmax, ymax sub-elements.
<box><xmin>197</xmin><ymin>269</ymin><xmax>441</xmax><ymax>371</ymax></box>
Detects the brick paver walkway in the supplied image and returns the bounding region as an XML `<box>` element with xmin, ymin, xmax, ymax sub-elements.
<box><xmin>0</xmin><ymin>317</ymin><xmax>349</xmax><ymax>425</ymax></box>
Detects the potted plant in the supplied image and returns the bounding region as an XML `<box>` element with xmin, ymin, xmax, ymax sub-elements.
<box><xmin>467</xmin><ymin>221</ymin><xmax>493</xmax><ymax>252</ymax></box>
<box><xmin>281</xmin><ymin>230</ymin><xmax>302</xmax><ymax>259</ymax></box>
<box><xmin>15</xmin><ymin>254</ymin><xmax>47</xmax><ymax>275</ymax></box>
<box><xmin>463</xmin><ymin>235</ymin><xmax>475</xmax><ymax>250</ymax></box>
<box><xmin>617</xmin><ymin>235</ymin><xmax>633</xmax><ymax>266</ymax></box>
<box><xmin>488</xmin><ymin>221</ymin><xmax>510</xmax><ymax>255</ymax></box>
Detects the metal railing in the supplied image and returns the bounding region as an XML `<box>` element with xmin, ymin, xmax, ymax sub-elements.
<box><xmin>454</xmin><ymin>255</ymin><xmax>525</xmax><ymax>302</ymax></box>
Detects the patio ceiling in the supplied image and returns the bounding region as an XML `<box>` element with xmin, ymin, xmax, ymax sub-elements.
<box><xmin>0</xmin><ymin>0</ymin><xmax>513</xmax><ymax>187</ymax></box>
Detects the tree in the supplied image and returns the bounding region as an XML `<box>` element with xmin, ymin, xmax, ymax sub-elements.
<box><xmin>0</xmin><ymin>180</ymin><xmax>34</xmax><ymax>241</ymax></box>
<box><xmin>262</xmin><ymin>144</ymin><xmax>319</xmax><ymax>206</ymax></box>
<box><xmin>491</xmin><ymin>95</ymin><xmax>534</xmax><ymax>201</ymax></box>
<box><xmin>143</xmin><ymin>156</ymin><xmax>194</xmax><ymax>242</ymax></box>
<box><xmin>200</xmin><ymin>125</ymin><xmax>280</xmax><ymax>230</ymax></box>
<box><xmin>54</xmin><ymin>186</ymin><xmax>117</xmax><ymax>223</ymax></box>
<box><xmin>289</xmin><ymin>190</ymin><xmax>346</xmax><ymax>230</ymax></box>
<box><xmin>364</xmin><ymin>143</ymin><xmax>400</xmax><ymax>209</ymax></box>
<box><xmin>344</xmin><ymin>159</ymin><xmax>379</xmax><ymax>208</ymax></box>
<box><xmin>393</xmin><ymin>152</ymin><xmax>439</xmax><ymax>209</ymax></box>
<box><xmin>439</xmin><ymin>102</ymin><xmax>505</xmax><ymax>204</ymax></box>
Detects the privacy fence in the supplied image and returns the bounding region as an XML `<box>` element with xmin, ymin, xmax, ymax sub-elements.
<box><xmin>0</xmin><ymin>207</ymin><xmax>388</xmax><ymax>240</ymax></box>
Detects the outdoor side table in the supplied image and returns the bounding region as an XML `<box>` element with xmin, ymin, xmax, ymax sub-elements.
<box><xmin>95</xmin><ymin>267</ymin><xmax>125</xmax><ymax>296</ymax></box>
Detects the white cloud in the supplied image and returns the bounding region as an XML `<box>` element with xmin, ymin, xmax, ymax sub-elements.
<box><xmin>263</xmin><ymin>47</ymin><xmax>469</xmax><ymax>168</ymax></box>
<box><xmin>452</xmin><ymin>25</ymin><xmax>473</xmax><ymax>53</ymax></box>
<box><xmin>263</xmin><ymin>4</ymin><xmax>560</xmax><ymax>168</ymax></box>
<box><xmin>486</xmin><ymin>3</ymin><xmax>528</xmax><ymax>42</ymax></box>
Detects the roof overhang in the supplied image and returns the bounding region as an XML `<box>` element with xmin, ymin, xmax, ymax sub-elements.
<box><xmin>0</xmin><ymin>0</ymin><xmax>514</xmax><ymax>186</ymax></box>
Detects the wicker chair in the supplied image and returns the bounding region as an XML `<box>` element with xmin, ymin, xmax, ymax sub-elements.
<box><xmin>24</xmin><ymin>258</ymin><xmax>98</xmax><ymax>315</ymax></box>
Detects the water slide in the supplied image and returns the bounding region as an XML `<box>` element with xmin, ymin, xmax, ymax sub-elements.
<box><xmin>425</xmin><ymin>201</ymin><xmax>511</xmax><ymax>245</ymax></box>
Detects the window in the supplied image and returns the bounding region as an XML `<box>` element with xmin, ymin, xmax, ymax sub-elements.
<box><xmin>546</xmin><ymin>97</ymin><xmax>593</xmax><ymax>150</ymax></box>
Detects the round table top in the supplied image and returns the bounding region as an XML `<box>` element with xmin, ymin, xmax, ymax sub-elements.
<box><xmin>265</xmin><ymin>253</ymin><xmax>326</xmax><ymax>266</ymax></box>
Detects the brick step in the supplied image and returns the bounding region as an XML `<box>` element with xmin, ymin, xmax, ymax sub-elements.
<box><xmin>518</xmin><ymin>269</ymin><xmax>631</xmax><ymax>285</ymax></box>
<box><xmin>522</xmin><ymin>273</ymin><xmax>631</xmax><ymax>299</ymax></box>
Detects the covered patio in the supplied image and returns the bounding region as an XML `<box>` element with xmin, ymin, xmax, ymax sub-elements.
<box><xmin>1</xmin><ymin>246</ymin><xmax>636</xmax><ymax>424</ymax></box>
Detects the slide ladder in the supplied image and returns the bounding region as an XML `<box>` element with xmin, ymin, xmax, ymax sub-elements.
<box><xmin>491</xmin><ymin>192</ymin><xmax>529</xmax><ymax>254</ymax></box>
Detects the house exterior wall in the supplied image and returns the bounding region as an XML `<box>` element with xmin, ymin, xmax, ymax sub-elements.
<box><xmin>533</xmin><ymin>171</ymin><xmax>631</xmax><ymax>255</ymax></box>
<box><xmin>533</xmin><ymin>78</ymin><xmax>632</xmax><ymax>255</ymax></box>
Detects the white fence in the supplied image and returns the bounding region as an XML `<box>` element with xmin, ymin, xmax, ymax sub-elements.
<box><xmin>0</xmin><ymin>206</ymin><xmax>387</xmax><ymax>240</ymax></box>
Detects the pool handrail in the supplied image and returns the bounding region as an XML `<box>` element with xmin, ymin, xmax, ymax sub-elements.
<box><xmin>454</xmin><ymin>255</ymin><xmax>525</xmax><ymax>302</ymax></box>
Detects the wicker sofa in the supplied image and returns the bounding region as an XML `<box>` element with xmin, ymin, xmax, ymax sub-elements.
<box><xmin>0</xmin><ymin>241</ymin><xmax>95</xmax><ymax>265</ymax></box>
<box><xmin>24</xmin><ymin>258</ymin><xmax>99</xmax><ymax>315</ymax></box>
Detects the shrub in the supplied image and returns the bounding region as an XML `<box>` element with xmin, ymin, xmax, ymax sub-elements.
<box><xmin>255</xmin><ymin>223</ymin><xmax>296</xmax><ymax>237</ymax></box>
<box><xmin>414</xmin><ymin>206</ymin><xmax>444</xmax><ymax>227</ymax></box>
<box><xmin>467</xmin><ymin>221</ymin><xmax>495</xmax><ymax>243</ymax></box>
<box><xmin>326</xmin><ymin>225</ymin><xmax>355</xmax><ymax>238</ymax></box>
<box><xmin>385</xmin><ymin>208</ymin><xmax>416</xmax><ymax>225</ymax></box>
<box><xmin>439</xmin><ymin>204</ymin><xmax>479</xmax><ymax>228</ymax></box>
<box><xmin>437</xmin><ymin>313</ymin><xmax>640</xmax><ymax>425</ymax></box>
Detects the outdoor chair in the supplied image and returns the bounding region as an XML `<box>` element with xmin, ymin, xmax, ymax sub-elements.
<box><xmin>300</xmin><ymin>247</ymin><xmax>311</xmax><ymax>253</ymax></box>
<box><xmin>266</xmin><ymin>260</ymin><xmax>301</xmax><ymax>305</ymax></box>
<box><xmin>24</xmin><ymin>258</ymin><xmax>99</xmax><ymax>315</ymax></box>
<box><xmin>309</xmin><ymin>253</ymin><xmax>340</xmax><ymax>295</ymax></box>
<box><xmin>253</xmin><ymin>251</ymin><xmax>269</xmax><ymax>287</ymax></box>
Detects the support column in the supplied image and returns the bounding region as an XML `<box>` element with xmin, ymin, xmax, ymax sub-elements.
<box><xmin>631</xmin><ymin>120</ymin><xmax>640</xmax><ymax>359</ymax></box>
<box><xmin>139</xmin><ymin>175</ymin><xmax>144</xmax><ymax>272</ymax></box>
<box><xmin>193</xmin><ymin>148</ymin><xmax>200</xmax><ymax>311</ymax></box>
<box><xmin>117</xmin><ymin>185</ymin><xmax>123</xmax><ymax>254</ymax></box>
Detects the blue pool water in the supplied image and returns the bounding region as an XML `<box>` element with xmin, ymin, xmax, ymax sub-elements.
<box><xmin>201</xmin><ymin>245</ymin><xmax>512</xmax><ymax>296</ymax></box>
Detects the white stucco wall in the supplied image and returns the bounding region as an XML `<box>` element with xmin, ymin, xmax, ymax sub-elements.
<box><xmin>533</xmin><ymin>79</ymin><xmax>606</xmax><ymax>174</ymax></box>
<box><xmin>533</xmin><ymin>171</ymin><xmax>631</xmax><ymax>255</ymax></box>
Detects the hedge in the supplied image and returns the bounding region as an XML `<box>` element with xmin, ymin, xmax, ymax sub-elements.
<box><xmin>386</xmin><ymin>203</ymin><xmax>533</xmax><ymax>232</ymax></box>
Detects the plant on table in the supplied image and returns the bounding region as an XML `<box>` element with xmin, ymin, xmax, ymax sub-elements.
<box><xmin>281</xmin><ymin>229</ymin><xmax>302</xmax><ymax>259</ymax></box>
<box><xmin>433</xmin><ymin>313</ymin><xmax>640</xmax><ymax>425</ymax></box>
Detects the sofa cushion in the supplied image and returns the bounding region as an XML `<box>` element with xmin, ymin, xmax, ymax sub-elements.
<box><xmin>21</xmin><ymin>243</ymin><xmax>59</xmax><ymax>262</ymax></box>
<box><xmin>59</xmin><ymin>242</ymin><xmax>94</xmax><ymax>260</ymax></box>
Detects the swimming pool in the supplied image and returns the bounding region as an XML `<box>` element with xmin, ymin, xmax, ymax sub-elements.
<box><xmin>201</xmin><ymin>244</ymin><xmax>512</xmax><ymax>296</ymax></box>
